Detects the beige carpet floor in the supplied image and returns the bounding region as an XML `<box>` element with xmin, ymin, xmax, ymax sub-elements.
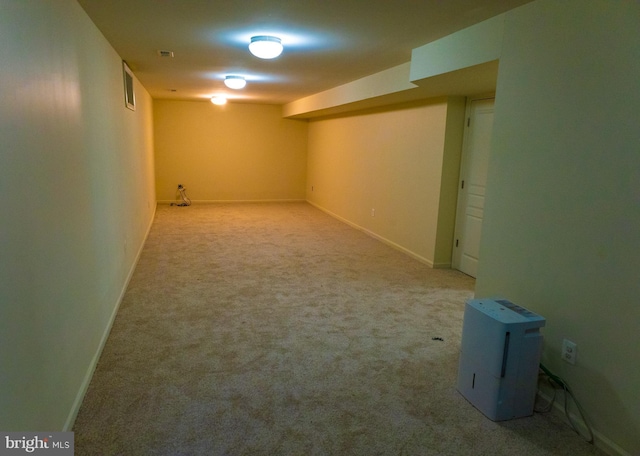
<box><xmin>73</xmin><ymin>203</ymin><xmax>603</xmax><ymax>455</ymax></box>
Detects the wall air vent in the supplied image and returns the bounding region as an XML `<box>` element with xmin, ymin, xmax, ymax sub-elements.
<box><xmin>157</xmin><ymin>50</ymin><xmax>174</xmax><ymax>58</ymax></box>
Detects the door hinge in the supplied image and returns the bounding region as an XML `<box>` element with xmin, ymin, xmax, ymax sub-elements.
<box><xmin>456</xmin><ymin>239</ymin><xmax>459</xmax><ymax>247</ymax></box>
<box><xmin>461</xmin><ymin>180</ymin><xmax>465</xmax><ymax>189</ymax></box>
<box><xmin>467</xmin><ymin>117</ymin><xmax>471</xmax><ymax>127</ymax></box>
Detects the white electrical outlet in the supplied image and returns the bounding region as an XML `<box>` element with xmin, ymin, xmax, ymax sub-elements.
<box><xmin>562</xmin><ymin>339</ymin><xmax>577</xmax><ymax>365</ymax></box>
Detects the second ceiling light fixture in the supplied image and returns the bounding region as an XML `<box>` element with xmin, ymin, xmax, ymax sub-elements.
<box><xmin>248</xmin><ymin>35</ymin><xmax>283</xmax><ymax>59</ymax></box>
<box><xmin>224</xmin><ymin>75</ymin><xmax>246</xmax><ymax>89</ymax></box>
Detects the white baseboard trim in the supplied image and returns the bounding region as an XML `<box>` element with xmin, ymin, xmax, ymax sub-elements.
<box><xmin>536</xmin><ymin>390</ymin><xmax>631</xmax><ymax>456</ymax></box>
<box><xmin>307</xmin><ymin>200</ymin><xmax>435</xmax><ymax>268</ymax></box>
<box><xmin>63</xmin><ymin>205</ymin><xmax>157</xmax><ymax>431</ymax></box>
<box><xmin>157</xmin><ymin>199</ymin><xmax>306</xmax><ymax>205</ymax></box>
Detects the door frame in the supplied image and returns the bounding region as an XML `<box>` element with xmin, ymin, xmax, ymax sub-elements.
<box><xmin>452</xmin><ymin>95</ymin><xmax>495</xmax><ymax>276</ymax></box>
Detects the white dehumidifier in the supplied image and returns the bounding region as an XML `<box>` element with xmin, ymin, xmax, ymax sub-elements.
<box><xmin>456</xmin><ymin>298</ymin><xmax>545</xmax><ymax>421</ymax></box>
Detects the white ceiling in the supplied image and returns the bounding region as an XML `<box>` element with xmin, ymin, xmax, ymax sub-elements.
<box><xmin>77</xmin><ymin>0</ymin><xmax>532</xmax><ymax>105</ymax></box>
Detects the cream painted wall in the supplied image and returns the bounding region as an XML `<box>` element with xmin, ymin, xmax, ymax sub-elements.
<box><xmin>476</xmin><ymin>1</ymin><xmax>640</xmax><ymax>454</ymax></box>
<box><xmin>283</xmin><ymin>63</ymin><xmax>417</xmax><ymax>118</ymax></box>
<box><xmin>410</xmin><ymin>14</ymin><xmax>504</xmax><ymax>83</ymax></box>
<box><xmin>154</xmin><ymin>101</ymin><xmax>307</xmax><ymax>202</ymax></box>
<box><xmin>0</xmin><ymin>0</ymin><xmax>156</xmax><ymax>430</ymax></box>
<box><xmin>306</xmin><ymin>98</ymin><xmax>464</xmax><ymax>267</ymax></box>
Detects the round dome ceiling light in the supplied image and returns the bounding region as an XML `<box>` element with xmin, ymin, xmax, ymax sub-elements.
<box><xmin>211</xmin><ymin>96</ymin><xmax>227</xmax><ymax>105</ymax></box>
<box><xmin>249</xmin><ymin>36</ymin><xmax>283</xmax><ymax>59</ymax></box>
<box><xmin>224</xmin><ymin>75</ymin><xmax>246</xmax><ymax>89</ymax></box>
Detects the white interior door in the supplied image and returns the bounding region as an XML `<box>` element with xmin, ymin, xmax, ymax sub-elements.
<box><xmin>453</xmin><ymin>98</ymin><xmax>495</xmax><ymax>278</ymax></box>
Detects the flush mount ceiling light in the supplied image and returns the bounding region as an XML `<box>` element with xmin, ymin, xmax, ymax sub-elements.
<box><xmin>211</xmin><ymin>96</ymin><xmax>227</xmax><ymax>105</ymax></box>
<box><xmin>224</xmin><ymin>75</ymin><xmax>246</xmax><ymax>89</ymax></box>
<box><xmin>249</xmin><ymin>36</ymin><xmax>283</xmax><ymax>59</ymax></box>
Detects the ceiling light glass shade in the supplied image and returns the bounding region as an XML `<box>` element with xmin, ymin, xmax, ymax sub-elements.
<box><xmin>211</xmin><ymin>96</ymin><xmax>227</xmax><ymax>105</ymax></box>
<box><xmin>249</xmin><ymin>36</ymin><xmax>283</xmax><ymax>59</ymax></box>
<box><xmin>224</xmin><ymin>75</ymin><xmax>246</xmax><ymax>89</ymax></box>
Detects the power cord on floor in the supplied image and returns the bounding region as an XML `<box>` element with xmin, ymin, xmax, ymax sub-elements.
<box><xmin>170</xmin><ymin>184</ymin><xmax>192</xmax><ymax>207</ymax></box>
<box><xmin>535</xmin><ymin>363</ymin><xmax>594</xmax><ymax>444</ymax></box>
